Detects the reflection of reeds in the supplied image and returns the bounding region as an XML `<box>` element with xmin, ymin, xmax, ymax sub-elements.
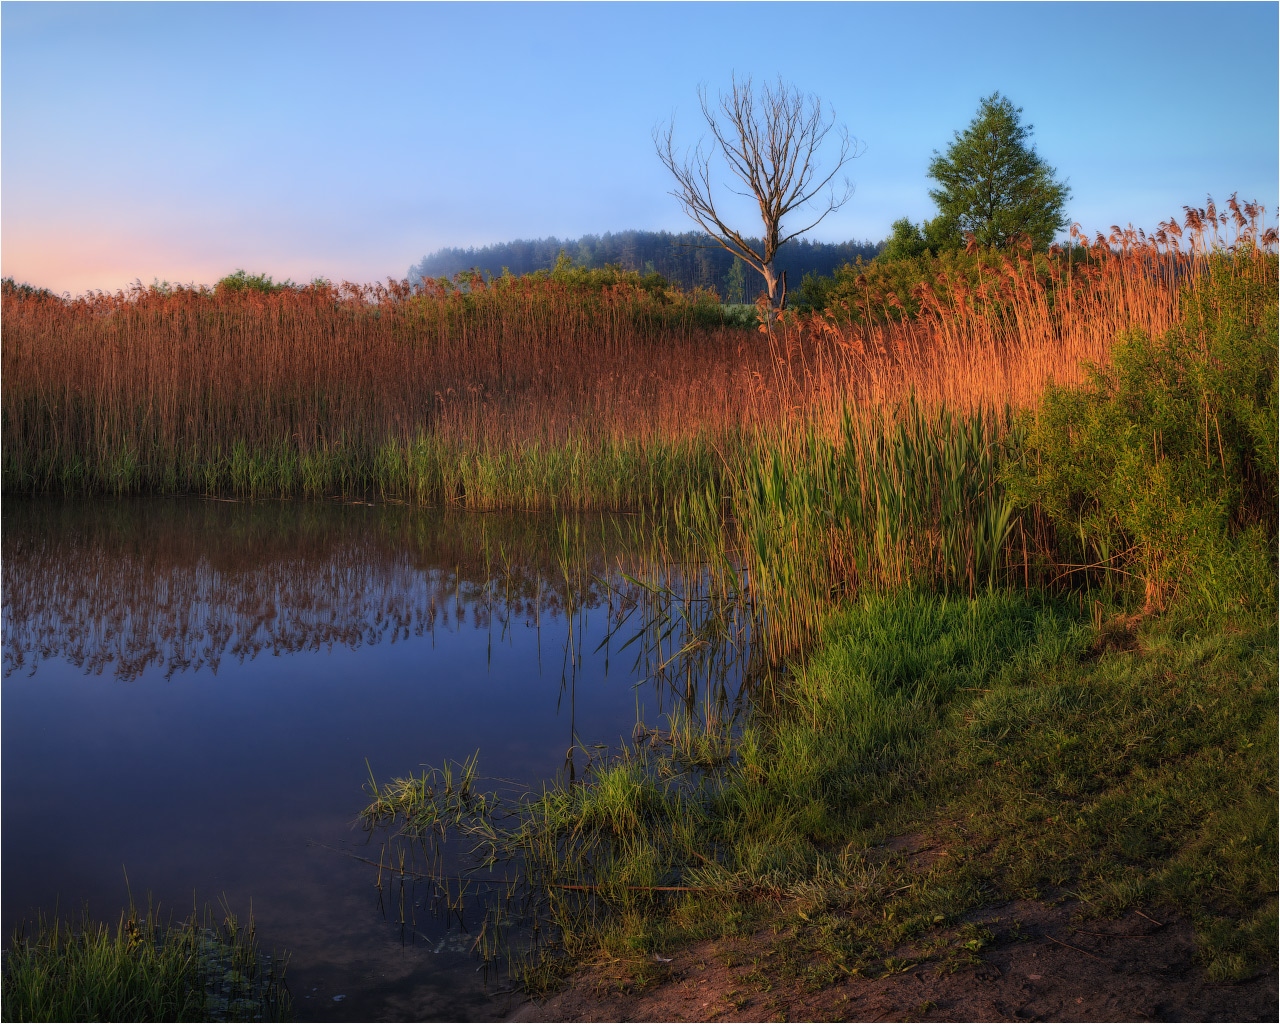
<box><xmin>0</xmin><ymin>500</ymin><xmax>755</xmax><ymax>694</ymax></box>
<box><xmin>1</xmin><ymin>501</ymin><xmax>584</xmax><ymax>679</ymax></box>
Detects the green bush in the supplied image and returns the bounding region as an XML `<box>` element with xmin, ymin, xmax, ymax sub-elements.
<box><xmin>810</xmin><ymin>246</ymin><xmax>1042</xmax><ymax>325</ymax></box>
<box><xmin>214</xmin><ymin>269</ymin><xmax>296</xmax><ymax>294</ymax></box>
<box><xmin>1009</xmin><ymin>251</ymin><xmax>1278</xmax><ymax>613</ymax></box>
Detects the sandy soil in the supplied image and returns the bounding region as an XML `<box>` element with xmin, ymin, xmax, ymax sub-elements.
<box><xmin>508</xmin><ymin>901</ymin><xmax>1277</xmax><ymax>1023</ymax></box>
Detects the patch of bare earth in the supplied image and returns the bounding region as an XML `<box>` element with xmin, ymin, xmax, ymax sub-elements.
<box><xmin>508</xmin><ymin>901</ymin><xmax>1276</xmax><ymax>1022</ymax></box>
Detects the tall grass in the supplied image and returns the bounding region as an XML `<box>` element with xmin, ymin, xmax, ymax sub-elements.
<box><xmin>2</xmin><ymin>272</ymin><xmax>774</xmax><ymax>499</ymax></box>
<box><xmin>6</xmin><ymin>205</ymin><xmax>1268</xmax><ymax>507</ymax></box>
<box><xmin>730</xmin><ymin>235</ymin><xmax>1278</xmax><ymax>658</ymax></box>
<box><xmin>2</xmin><ymin>899</ymin><xmax>289</xmax><ymax>1022</ymax></box>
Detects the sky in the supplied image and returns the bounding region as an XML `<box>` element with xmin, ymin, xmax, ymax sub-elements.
<box><xmin>2</xmin><ymin>1</ymin><xmax>1277</xmax><ymax>294</ymax></box>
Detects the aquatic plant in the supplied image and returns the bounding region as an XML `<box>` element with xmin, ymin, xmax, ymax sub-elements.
<box><xmin>1</xmin><ymin>898</ymin><xmax>289</xmax><ymax>1022</ymax></box>
<box><xmin>7</xmin><ymin>201</ymin><xmax>1268</xmax><ymax>508</ymax></box>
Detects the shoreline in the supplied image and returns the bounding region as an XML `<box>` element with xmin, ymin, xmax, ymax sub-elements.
<box><xmin>508</xmin><ymin>898</ymin><xmax>1278</xmax><ymax>1022</ymax></box>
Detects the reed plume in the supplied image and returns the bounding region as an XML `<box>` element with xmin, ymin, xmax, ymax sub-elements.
<box><xmin>2</xmin><ymin>200</ymin><xmax>1271</xmax><ymax>508</ymax></box>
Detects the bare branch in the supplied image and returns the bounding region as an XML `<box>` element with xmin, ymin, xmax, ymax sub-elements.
<box><xmin>655</xmin><ymin>74</ymin><xmax>860</xmax><ymax>308</ymax></box>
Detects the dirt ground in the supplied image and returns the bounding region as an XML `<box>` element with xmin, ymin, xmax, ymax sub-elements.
<box><xmin>508</xmin><ymin>900</ymin><xmax>1277</xmax><ymax>1023</ymax></box>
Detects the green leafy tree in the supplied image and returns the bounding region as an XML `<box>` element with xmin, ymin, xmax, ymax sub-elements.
<box><xmin>927</xmin><ymin>93</ymin><xmax>1069</xmax><ymax>249</ymax></box>
<box><xmin>878</xmin><ymin>218</ymin><xmax>927</xmax><ymax>261</ymax></box>
<box><xmin>723</xmin><ymin>258</ymin><xmax>746</xmax><ymax>304</ymax></box>
<box><xmin>878</xmin><ymin>215</ymin><xmax>962</xmax><ymax>261</ymax></box>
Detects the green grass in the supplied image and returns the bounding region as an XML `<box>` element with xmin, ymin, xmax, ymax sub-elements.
<box><xmin>1</xmin><ymin>900</ymin><xmax>290</xmax><ymax>1022</ymax></box>
<box><xmin>3</xmin><ymin>429</ymin><xmax>736</xmax><ymax>511</ymax></box>
<box><xmin>742</xmin><ymin>590</ymin><xmax>1276</xmax><ymax>982</ymax></box>
<box><xmin>397</xmin><ymin>589</ymin><xmax>1273</xmax><ymax>994</ymax></box>
<box><xmin>925</xmin><ymin>603</ymin><xmax>1277</xmax><ymax>980</ymax></box>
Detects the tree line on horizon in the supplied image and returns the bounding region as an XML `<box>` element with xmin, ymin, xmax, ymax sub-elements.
<box><xmin>409</xmin><ymin>230</ymin><xmax>882</xmax><ymax>301</ymax></box>
<box><xmin>409</xmin><ymin>91</ymin><xmax>1073</xmax><ymax>305</ymax></box>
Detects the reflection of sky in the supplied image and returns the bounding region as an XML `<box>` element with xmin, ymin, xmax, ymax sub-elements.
<box><xmin>1</xmin><ymin>499</ymin><xmax>732</xmax><ymax>1022</ymax></box>
<box><xmin>3</xmin><ymin>3</ymin><xmax>1276</xmax><ymax>294</ymax></box>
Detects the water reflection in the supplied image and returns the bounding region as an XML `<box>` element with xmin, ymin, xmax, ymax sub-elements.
<box><xmin>5</xmin><ymin>499</ymin><xmax>634</xmax><ymax>679</ymax></box>
<box><xmin>1</xmin><ymin>498</ymin><xmax>751</xmax><ymax>1021</ymax></box>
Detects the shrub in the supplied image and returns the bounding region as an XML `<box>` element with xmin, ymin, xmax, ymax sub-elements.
<box><xmin>214</xmin><ymin>269</ymin><xmax>296</xmax><ymax>294</ymax></box>
<box><xmin>1009</xmin><ymin>250</ymin><xmax>1278</xmax><ymax>613</ymax></box>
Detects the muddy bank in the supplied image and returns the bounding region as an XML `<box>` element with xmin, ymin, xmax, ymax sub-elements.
<box><xmin>509</xmin><ymin>901</ymin><xmax>1277</xmax><ymax>1022</ymax></box>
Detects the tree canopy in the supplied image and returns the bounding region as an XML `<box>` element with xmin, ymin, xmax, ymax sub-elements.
<box><xmin>927</xmin><ymin>93</ymin><xmax>1069</xmax><ymax>249</ymax></box>
<box><xmin>877</xmin><ymin>216</ymin><xmax>963</xmax><ymax>261</ymax></box>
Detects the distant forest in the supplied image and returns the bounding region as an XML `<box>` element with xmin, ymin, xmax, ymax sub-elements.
<box><xmin>409</xmin><ymin>230</ymin><xmax>882</xmax><ymax>300</ymax></box>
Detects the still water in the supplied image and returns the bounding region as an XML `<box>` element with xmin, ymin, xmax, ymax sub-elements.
<box><xmin>1</xmin><ymin>498</ymin><xmax>748</xmax><ymax>1020</ymax></box>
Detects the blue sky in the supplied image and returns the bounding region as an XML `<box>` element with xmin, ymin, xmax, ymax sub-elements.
<box><xmin>3</xmin><ymin>1</ymin><xmax>1276</xmax><ymax>293</ymax></box>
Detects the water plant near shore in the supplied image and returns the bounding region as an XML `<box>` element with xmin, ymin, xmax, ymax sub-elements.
<box><xmin>1</xmin><ymin>899</ymin><xmax>289</xmax><ymax>1022</ymax></box>
<box><xmin>366</xmin><ymin>585</ymin><xmax>1277</xmax><ymax>992</ymax></box>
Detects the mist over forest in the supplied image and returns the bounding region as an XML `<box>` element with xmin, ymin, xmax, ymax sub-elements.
<box><xmin>409</xmin><ymin>230</ymin><xmax>882</xmax><ymax>299</ymax></box>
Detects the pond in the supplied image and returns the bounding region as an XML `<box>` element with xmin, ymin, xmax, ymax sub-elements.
<box><xmin>1</xmin><ymin>498</ymin><xmax>751</xmax><ymax>1021</ymax></box>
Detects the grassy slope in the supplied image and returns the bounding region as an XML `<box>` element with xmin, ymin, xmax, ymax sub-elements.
<box><xmin>715</xmin><ymin>592</ymin><xmax>1277</xmax><ymax>986</ymax></box>
<box><xmin>524</xmin><ymin>590</ymin><xmax>1275</xmax><ymax>999</ymax></box>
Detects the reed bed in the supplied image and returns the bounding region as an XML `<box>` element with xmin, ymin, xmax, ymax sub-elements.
<box><xmin>3</xmin><ymin>274</ymin><xmax>774</xmax><ymax>499</ymax></box>
<box><xmin>5</xmin><ymin>203</ymin><xmax>1270</xmax><ymax>506</ymax></box>
<box><xmin>6</xmin><ymin>205</ymin><xmax>1272</xmax><ymax>664</ymax></box>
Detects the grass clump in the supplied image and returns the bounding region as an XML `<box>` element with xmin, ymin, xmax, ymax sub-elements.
<box><xmin>1</xmin><ymin>900</ymin><xmax>289</xmax><ymax>1022</ymax></box>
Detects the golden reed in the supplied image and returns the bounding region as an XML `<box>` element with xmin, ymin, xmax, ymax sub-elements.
<box><xmin>3</xmin><ymin>196</ymin><xmax>1272</xmax><ymax>500</ymax></box>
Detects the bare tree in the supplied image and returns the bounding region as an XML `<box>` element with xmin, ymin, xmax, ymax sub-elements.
<box><xmin>656</xmin><ymin>75</ymin><xmax>859</xmax><ymax>310</ymax></box>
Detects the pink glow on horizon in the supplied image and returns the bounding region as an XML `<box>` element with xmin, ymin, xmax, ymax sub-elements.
<box><xmin>2</xmin><ymin>222</ymin><xmax>403</xmax><ymax>296</ymax></box>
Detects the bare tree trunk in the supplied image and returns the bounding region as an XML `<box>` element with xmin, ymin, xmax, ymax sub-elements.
<box><xmin>761</xmin><ymin>264</ymin><xmax>778</xmax><ymax>307</ymax></box>
<box><xmin>758</xmin><ymin>266</ymin><xmax>788</xmax><ymax>310</ymax></box>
